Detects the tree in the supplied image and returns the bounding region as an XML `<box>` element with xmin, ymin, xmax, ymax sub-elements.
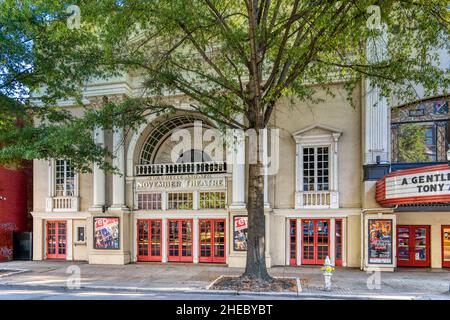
<box><xmin>0</xmin><ymin>1</ymin><xmax>449</xmax><ymax>283</ymax></box>
<box><xmin>398</xmin><ymin>123</ymin><xmax>432</xmax><ymax>163</ymax></box>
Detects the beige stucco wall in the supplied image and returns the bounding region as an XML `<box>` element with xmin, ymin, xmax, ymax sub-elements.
<box><xmin>33</xmin><ymin>160</ymin><xmax>48</xmax><ymax>212</ymax></box>
<box><xmin>270</xmin><ymin>83</ymin><xmax>362</xmax><ymax>209</ymax></box>
<box><xmin>72</xmin><ymin>219</ymin><xmax>88</xmax><ymax>261</ymax></box>
<box><xmin>346</xmin><ymin>214</ymin><xmax>361</xmax><ymax>268</ymax></box>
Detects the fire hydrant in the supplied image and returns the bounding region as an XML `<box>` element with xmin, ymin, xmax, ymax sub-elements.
<box><xmin>321</xmin><ymin>256</ymin><xmax>335</xmax><ymax>291</ymax></box>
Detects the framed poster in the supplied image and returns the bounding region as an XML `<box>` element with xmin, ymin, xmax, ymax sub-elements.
<box><xmin>94</xmin><ymin>217</ymin><xmax>120</xmax><ymax>250</ymax></box>
<box><xmin>233</xmin><ymin>216</ymin><xmax>248</xmax><ymax>251</ymax></box>
<box><xmin>368</xmin><ymin>219</ymin><xmax>393</xmax><ymax>264</ymax></box>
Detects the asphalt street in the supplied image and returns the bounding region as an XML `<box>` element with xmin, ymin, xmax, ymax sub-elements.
<box><xmin>0</xmin><ymin>286</ymin><xmax>312</xmax><ymax>300</ymax></box>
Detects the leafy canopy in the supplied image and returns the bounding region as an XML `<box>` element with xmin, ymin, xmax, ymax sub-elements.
<box><xmin>0</xmin><ymin>0</ymin><xmax>449</xmax><ymax>171</ymax></box>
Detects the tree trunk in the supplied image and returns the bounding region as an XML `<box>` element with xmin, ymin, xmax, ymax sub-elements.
<box><xmin>242</xmin><ymin>128</ymin><xmax>273</xmax><ymax>282</ymax></box>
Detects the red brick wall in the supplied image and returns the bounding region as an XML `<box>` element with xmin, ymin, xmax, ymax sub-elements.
<box><xmin>0</xmin><ymin>162</ymin><xmax>32</xmax><ymax>261</ymax></box>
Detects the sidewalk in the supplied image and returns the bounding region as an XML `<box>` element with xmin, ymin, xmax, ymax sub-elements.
<box><xmin>1</xmin><ymin>261</ymin><xmax>450</xmax><ymax>299</ymax></box>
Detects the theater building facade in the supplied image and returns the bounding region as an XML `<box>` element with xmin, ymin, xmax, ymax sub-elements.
<box><xmin>31</xmin><ymin>76</ymin><xmax>364</xmax><ymax>268</ymax></box>
<box><xmin>31</xmin><ymin>78</ymin><xmax>450</xmax><ymax>270</ymax></box>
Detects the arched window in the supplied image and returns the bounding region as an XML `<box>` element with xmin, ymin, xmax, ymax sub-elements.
<box><xmin>139</xmin><ymin>115</ymin><xmax>214</xmax><ymax>164</ymax></box>
<box><xmin>176</xmin><ymin>149</ymin><xmax>212</xmax><ymax>163</ymax></box>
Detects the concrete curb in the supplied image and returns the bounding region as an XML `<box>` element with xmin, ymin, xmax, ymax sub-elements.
<box><xmin>0</xmin><ymin>280</ymin><xmax>419</xmax><ymax>300</ymax></box>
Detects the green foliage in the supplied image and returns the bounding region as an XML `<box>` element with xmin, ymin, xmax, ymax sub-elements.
<box><xmin>0</xmin><ymin>0</ymin><xmax>449</xmax><ymax>171</ymax></box>
<box><xmin>398</xmin><ymin>123</ymin><xmax>432</xmax><ymax>163</ymax></box>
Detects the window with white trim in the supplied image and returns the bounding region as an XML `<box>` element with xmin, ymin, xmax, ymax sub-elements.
<box><xmin>199</xmin><ymin>191</ymin><xmax>226</xmax><ymax>209</ymax></box>
<box><xmin>303</xmin><ymin>147</ymin><xmax>329</xmax><ymax>191</ymax></box>
<box><xmin>138</xmin><ymin>193</ymin><xmax>162</xmax><ymax>210</ymax></box>
<box><xmin>294</xmin><ymin>125</ymin><xmax>341</xmax><ymax>209</ymax></box>
<box><xmin>168</xmin><ymin>192</ymin><xmax>193</xmax><ymax>210</ymax></box>
<box><xmin>55</xmin><ymin>160</ymin><xmax>75</xmax><ymax>196</ymax></box>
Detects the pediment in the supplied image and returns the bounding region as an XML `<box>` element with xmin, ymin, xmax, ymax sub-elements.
<box><xmin>293</xmin><ymin>124</ymin><xmax>342</xmax><ymax>143</ymax></box>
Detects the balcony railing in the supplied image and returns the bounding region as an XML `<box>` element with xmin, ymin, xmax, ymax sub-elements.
<box><xmin>295</xmin><ymin>191</ymin><xmax>339</xmax><ymax>209</ymax></box>
<box><xmin>46</xmin><ymin>196</ymin><xmax>79</xmax><ymax>212</ymax></box>
<box><xmin>135</xmin><ymin>161</ymin><xmax>227</xmax><ymax>176</ymax></box>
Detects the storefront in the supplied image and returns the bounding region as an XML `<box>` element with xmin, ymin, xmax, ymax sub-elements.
<box><xmin>376</xmin><ymin>164</ymin><xmax>450</xmax><ymax>268</ymax></box>
<box><xmin>285</xmin><ymin>216</ymin><xmax>348</xmax><ymax>267</ymax></box>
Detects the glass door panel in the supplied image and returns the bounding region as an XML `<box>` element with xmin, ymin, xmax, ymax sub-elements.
<box><xmin>199</xmin><ymin>220</ymin><xmax>212</xmax><ymax>260</ymax></box>
<box><xmin>397</xmin><ymin>226</ymin><xmax>411</xmax><ymax>263</ymax></box>
<box><xmin>302</xmin><ymin>220</ymin><xmax>314</xmax><ymax>264</ymax></box>
<box><xmin>168</xmin><ymin>221</ymin><xmax>180</xmax><ymax>260</ymax></box>
<box><xmin>414</xmin><ymin>227</ymin><xmax>427</xmax><ymax>262</ymax></box>
<box><xmin>150</xmin><ymin>220</ymin><xmax>161</xmax><ymax>258</ymax></box>
<box><xmin>213</xmin><ymin>220</ymin><xmax>225</xmax><ymax>262</ymax></box>
<box><xmin>58</xmin><ymin>222</ymin><xmax>66</xmax><ymax>255</ymax></box>
<box><xmin>335</xmin><ymin>219</ymin><xmax>343</xmax><ymax>266</ymax></box>
<box><xmin>181</xmin><ymin>221</ymin><xmax>192</xmax><ymax>258</ymax></box>
<box><xmin>442</xmin><ymin>226</ymin><xmax>450</xmax><ymax>267</ymax></box>
<box><xmin>316</xmin><ymin>220</ymin><xmax>329</xmax><ymax>263</ymax></box>
<box><xmin>289</xmin><ymin>219</ymin><xmax>297</xmax><ymax>266</ymax></box>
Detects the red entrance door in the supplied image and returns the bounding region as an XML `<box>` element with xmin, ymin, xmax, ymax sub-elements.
<box><xmin>168</xmin><ymin>219</ymin><xmax>193</xmax><ymax>262</ymax></box>
<box><xmin>397</xmin><ymin>225</ymin><xmax>430</xmax><ymax>267</ymax></box>
<box><xmin>46</xmin><ymin>221</ymin><xmax>67</xmax><ymax>259</ymax></box>
<box><xmin>302</xmin><ymin>219</ymin><xmax>330</xmax><ymax>265</ymax></box>
<box><xmin>137</xmin><ymin>219</ymin><xmax>162</xmax><ymax>262</ymax></box>
<box><xmin>199</xmin><ymin>219</ymin><xmax>226</xmax><ymax>263</ymax></box>
<box><xmin>442</xmin><ymin>226</ymin><xmax>450</xmax><ymax>268</ymax></box>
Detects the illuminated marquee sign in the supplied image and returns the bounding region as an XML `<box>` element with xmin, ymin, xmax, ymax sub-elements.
<box><xmin>376</xmin><ymin>164</ymin><xmax>450</xmax><ymax>206</ymax></box>
<box><xmin>135</xmin><ymin>174</ymin><xmax>227</xmax><ymax>192</ymax></box>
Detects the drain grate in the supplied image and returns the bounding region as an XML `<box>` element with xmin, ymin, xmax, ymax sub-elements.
<box><xmin>301</xmin><ymin>286</ymin><xmax>353</xmax><ymax>295</ymax></box>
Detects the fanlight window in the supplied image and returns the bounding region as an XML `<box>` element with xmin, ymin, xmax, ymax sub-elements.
<box><xmin>140</xmin><ymin>115</ymin><xmax>213</xmax><ymax>165</ymax></box>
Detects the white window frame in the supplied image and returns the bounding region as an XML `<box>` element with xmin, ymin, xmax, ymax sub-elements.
<box><xmin>301</xmin><ymin>146</ymin><xmax>330</xmax><ymax>192</ymax></box>
<box><xmin>46</xmin><ymin>159</ymin><xmax>79</xmax><ymax>212</ymax></box>
<box><xmin>49</xmin><ymin>159</ymin><xmax>79</xmax><ymax>197</ymax></box>
<box><xmin>294</xmin><ymin>125</ymin><xmax>341</xmax><ymax>209</ymax></box>
<box><xmin>199</xmin><ymin>191</ymin><xmax>227</xmax><ymax>209</ymax></box>
<box><xmin>54</xmin><ymin>159</ymin><xmax>77</xmax><ymax>197</ymax></box>
<box><xmin>137</xmin><ymin>192</ymin><xmax>162</xmax><ymax>210</ymax></box>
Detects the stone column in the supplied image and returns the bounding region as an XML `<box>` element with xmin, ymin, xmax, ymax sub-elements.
<box><xmin>32</xmin><ymin>217</ymin><xmax>43</xmax><ymax>260</ymax></box>
<box><xmin>162</xmin><ymin>218</ymin><xmax>168</xmax><ymax>263</ymax></box>
<box><xmin>112</xmin><ymin>126</ymin><xmax>126</xmax><ymax>208</ymax></box>
<box><xmin>193</xmin><ymin>218</ymin><xmax>199</xmax><ymax>263</ymax></box>
<box><xmin>364</xmin><ymin>26</ymin><xmax>390</xmax><ymax>166</ymax></box>
<box><xmin>230</xmin><ymin>129</ymin><xmax>246</xmax><ymax>209</ymax></box>
<box><xmin>91</xmin><ymin>127</ymin><xmax>106</xmax><ymax>210</ymax></box>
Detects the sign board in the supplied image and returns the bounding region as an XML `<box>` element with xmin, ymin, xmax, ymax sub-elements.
<box><xmin>233</xmin><ymin>216</ymin><xmax>248</xmax><ymax>251</ymax></box>
<box><xmin>135</xmin><ymin>174</ymin><xmax>226</xmax><ymax>192</ymax></box>
<box><xmin>94</xmin><ymin>217</ymin><xmax>120</xmax><ymax>250</ymax></box>
<box><xmin>368</xmin><ymin>219</ymin><xmax>393</xmax><ymax>264</ymax></box>
<box><xmin>376</xmin><ymin>164</ymin><xmax>450</xmax><ymax>206</ymax></box>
